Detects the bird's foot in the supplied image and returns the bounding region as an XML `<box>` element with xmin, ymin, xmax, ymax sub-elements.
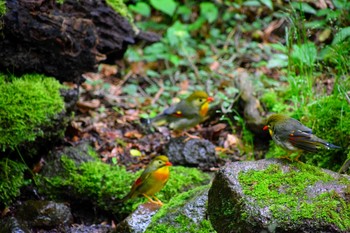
<box><xmin>183</xmin><ymin>132</ymin><xmax>201</xmax><ymax>142</ymax></box>
<box><xmin>276</xmin><ymin>155</ymin><xmax>293</xmax><ymax>161</ymax></box>
<box><xmin>152</xmin><ymin>196</ymin><xmax>164</xmax><ymax>206</ymax></box>
<box><xmin>143</xmin><ymin>194</ymin><xmax>163</xmax><ymax>206</ymax></box>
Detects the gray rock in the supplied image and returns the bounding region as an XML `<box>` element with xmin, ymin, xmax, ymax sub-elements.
<box><xmin>16</xmin><ymin>200</ymin><xmax>73</xmax><ymax>229</ymax></box>
<box><xmin>116</xmin><ymin>203</ymin><xmax>161</xmax><ymax>233</ymax></box>
<box><xmin>165</xmin><ymin>137</ymin><xmax>217</xmax><ymax>170</ymax></box>
<box><xmin>0</xmin><ymin>216</ymin><xmax>30</xmax><ymax>233</ymax></box>
<box><xmin>67</xmin><ymin>224</ymin><xmax>113</xmax><ymax>233</ymax></box>
<box><xmin>208</xmin><ymin>159</ymin><xmax>350</xmax><ymax>233</ymax></box>
<box><xmin>145</xmin><ymin>186</ymin><xmax>215</xmax><ymax>232</ymax></box>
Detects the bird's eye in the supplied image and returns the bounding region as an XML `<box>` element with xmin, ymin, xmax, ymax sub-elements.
<box><xmin>158</xmin><ymin>161</ymin><xmax>162</xmax><ymax>164</ymax></box>
<box><xmin>199</xmin><ymin>99</ymin><xmax>203</xmax><ymax>102</ymax></box>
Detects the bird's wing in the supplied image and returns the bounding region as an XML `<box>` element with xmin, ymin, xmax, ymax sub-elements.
<box><xmin>163</xmin><ymin>101</ymin><xmax>199</xmax><ymax>118</ymax></box>
<box><xmin>287</xmin><ymin>130</ymin><xmax>319</xmax><ymax>152</ymax></box>
<box><xmin>292</xmin><ymin>118</ymin><xmax>312</xmax><ymax>133</ymax></box>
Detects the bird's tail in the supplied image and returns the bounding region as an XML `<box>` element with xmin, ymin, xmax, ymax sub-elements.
<box><xmin>290</xmin><ymin>132</ymin><xmax>341</xmax><ymax>152</ymax></box>
<box><xmin>118</xmin><ymin>192</ymin><xmax>132</xmax><ymax>203</ymax></box>
<box><xmin>141</xmin><ymin>114</ymin><xmax>167</xmax><ymax>127</ymax></box>
<box><xmin>323</xmin><ymin>142</ymin><xmax>341</xmax><ymax>150</ymax></box>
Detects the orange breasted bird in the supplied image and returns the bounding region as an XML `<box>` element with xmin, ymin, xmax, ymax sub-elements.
<box><xmin>122</xmin><ymin>155</ymin><xmax>172</xmax><ymax>206</ymax></box>
<box><xmin>263</xmin><ymin>114</ymin><xmax>340</xmax><ymax>160</ymax></box>
<box><xmin>149</xmin><ymin>90</ymin><xmax>214</xmax><ymax>131</ymax></box>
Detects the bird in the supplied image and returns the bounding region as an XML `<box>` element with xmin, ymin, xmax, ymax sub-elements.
<box><xmin>263</xmin><ymin>114</ymin><xmax>340</xmax><ymax>161</ymax></box>
<box><xmin>146</xmin><ymin>90</ymin><xmax>214</xmax><ymax>134</ymax></box>
<box><xmin>121</xmin><ymin>155</ymin><xmax>172</xmax><ymax>206</ymax></box>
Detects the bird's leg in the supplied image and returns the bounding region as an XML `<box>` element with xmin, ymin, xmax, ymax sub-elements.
<box><xmin>142</xmin><ymin>194</ymin><xmax>163</xmax><ymax>206</ymax></box>
<box><xmin>277</xmin><ymin>151</ymin><xmax>293</xmax><ymax>161</ymax></box>
<box><xmin>293</xmin><ymin>152</ymin><xmax>303</xmax><ymax>163</ymax></box>
<box><xmin>151</xmin><ymin>195</ymin><xmax>164</xmax><ymax>206</ymax></box>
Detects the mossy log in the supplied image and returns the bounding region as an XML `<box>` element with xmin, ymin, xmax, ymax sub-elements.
<box><xmin>0</xmin><ymin>0</ymin><xmax>160</xmax><ymax>83</ymax></box>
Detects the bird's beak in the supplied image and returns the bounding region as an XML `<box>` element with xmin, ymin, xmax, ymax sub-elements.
<box><xmin>207</xmin><ymin>96</ymin><xmax>214</xmax><ymax>102</ymax></box>
<box><xmin>263</xmin><ymin>125</ymin><xmax>269</xmax><ymax>131</ymax></box>
<box><xmin>165</xmin><ymin>161</ymin><xmax>172</xmax><ymax>166</ymax></box>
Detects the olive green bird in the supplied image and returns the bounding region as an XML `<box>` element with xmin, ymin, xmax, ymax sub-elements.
<box><xmin>148</xmin><ymin>90</ymin><xmax>214</xmax><ymax>131</ymax></box>
<box><xmin>263</xmin><ymin>114</ymin><xmax>340</xmax><ymax>160</ymax></box>
<box><xmin>121</xmin><ymin>155</ymin><xmax>172</xmax><ymax>206</ymax></box>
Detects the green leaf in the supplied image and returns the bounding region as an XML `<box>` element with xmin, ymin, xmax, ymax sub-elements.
<box><xmin>177</xmin><ymin>5</ymin><xmax>191</xmax><ymax>20</ymax></box>
<box><xmin>166</xmin><ymin>21</ymin><xmax>190</xmax><ymax>47</ymax></box>
<box><xmin>291</xmin><ymin>42</ymin><xmax>317</xmax><ymax>67</ymax></box>
<box><xmin>150</xmin><ymin>0</ymin><xmax>178</xmax><ymax>16</ymax></box>
<box><xmin>243</xmin><ymin>1</ymin><xmax>261</xmax><ymax>7</ymax></box>
<box><xmin>129</xmin><ymin>2</ymin><xmax>151</xmax><ymax>17</ymax></box>
<box><xmin>259</xmin><ymin>0</ymin><xmax>273</xmax><ymax>10</ymax></box>
<box><xmin>200</xmin><ymin>2</ymin><xmax>219</xmax><ymax>23</ymax></box>
<box><xmin>332</xmin><ymin>27</ymin><xmax>350</xmax><ymax>45</ymax></box>
<box><xmin>270</xmin><ymin>43</ymin><xmax>288</xmax><ymax>53</ymax></box>
<box><xmin>291</xmin><ymin>2</ymin><xmax>317</xmax><ymax>14</ymax></box>
<box><xmin>267</xmin><ymin>54</ymin><xmax>288</xmax><ymax>68</ymax></box>
<box><xmin>123</xmin><ymin>84</ymin><xmax>138</xmax><ymax>95</ymax></box>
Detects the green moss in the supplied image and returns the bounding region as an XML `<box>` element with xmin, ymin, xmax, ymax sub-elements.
<box><xmin>0</xmin><ymin>159</ymin><xmax>28</xmax><ymax>206</ymax></box>
<box><xmin>39</xmin><ymin>155</ymin><xmax>210</xmax><ymax>215</ymax></box>
<box><xmin>302</xmin><ymin>95</ymin><xmax>350</xmax><ymax>170</ymax></box>
<box><xmin>0</xmin><ymin>0</ymin><xmax>6</xmax><ymax>16</ymax></box>
<box><xmin>106</xmin><ymin>0</ymin><xmax>134</xmax><ymax>25</ymax></box>
<box><xmin>146</xmin><ymin>185</ymin><xmax>216</xmax><ymax>233</ymax></box>
<box><xmin>0</xmin><ymin>74</ymin><xmax>65</xmax><ymax>151</ymax></box>
<box><xmin>239</xmin><ymin>164</ymin><xmax>350</xmax><ymax>231</ymax></box>
<box><xmin>148</xmin><ymin>215</ymin><xmax>215</xmax><ymax>233</ymax></box>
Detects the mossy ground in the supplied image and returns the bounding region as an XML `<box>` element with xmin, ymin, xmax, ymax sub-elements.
<box><xmin>38</xmin><ymin>154</ymin><xmax>211</xmax><ymax>216</ymax></box>
<box><xmin>238</xmin><ymin>163</ymin><xmax>350</xmax><ymax>231</ymax></box>
<box><xmin>146</xmin><ymin>185</ymin><xmax>216</xmax><ymax>233</ymax></box>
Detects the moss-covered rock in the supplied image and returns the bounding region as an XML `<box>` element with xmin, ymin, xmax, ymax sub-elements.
<box><xmin>0</xmin><ymin>73</ymin><xmax>65</xmax><ymax>152</ymax></box>
<box><xmin>208</xmin><ymin>159</ymin><xmax>350</xmax><ymax>233</ymax></box>
<box><xmin>146</xmin><ymin>185</ymin><xmax>216</xmax><ymax>233</ymax></box>
<box><xmin>38</xmin><ymin>144</ymin><xmax>211</xmax><ymax>218</ymax></box>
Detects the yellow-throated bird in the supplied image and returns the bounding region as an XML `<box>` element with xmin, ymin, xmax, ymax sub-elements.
<box><xmin>122</xmin><ymin>155</ymin><xmax>172</xmax><ymax>206</ymax></box>
<box><xmin>263</xmin><ymin>114</ymin><xmax>340</xmax><ymax>160</ymax></box>
<box><xmin>148</xmin><ymin>90</ymin><xmax>214</xmax><ymax>132</ymax></box>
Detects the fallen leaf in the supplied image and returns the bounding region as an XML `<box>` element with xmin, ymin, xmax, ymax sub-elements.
<box><xmin>130</xmin><ymin>149</ymin><xmax>142</xmax><ymax>157</ymax></box>
<box><xmin>77</xmin><ymin>99</ymin><xmax>101</xmax><ymax>110</ymax></box>
<box><xmin>124</xmin><ymin>130</ymin><xmax>143</xmax><ymax>139</ymax></box>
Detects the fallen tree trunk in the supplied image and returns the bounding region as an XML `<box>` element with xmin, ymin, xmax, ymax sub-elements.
<box><xmin>0</xmin><ymin>0</ymin><xmax>160</xmax><ymax>83</ymax></box>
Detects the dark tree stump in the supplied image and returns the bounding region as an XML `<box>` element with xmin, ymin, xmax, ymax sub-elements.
<box><xmin>0</xmin><ymin>0</ymin><xmax>160</xmax><ymax>83</ymax></box>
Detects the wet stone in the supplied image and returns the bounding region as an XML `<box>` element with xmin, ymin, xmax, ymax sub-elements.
<box><xmin>0</xmin><ymin>216</ymin><xmax>30</xmax><ymax>233</ymax></box>
<box><xmin>115</xmin><ymin>203</ymin><xmax>161</xmax><ymax>233</ymax></box>
<box><xmin>16</xmin><ymin>200</ymin><xmax>73</xmax><ymax>229</ymax></box>
<box><xmin>165</xmin><ymin>137</ymin><xmax>217</xmax><ymax>170</ymax></box>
